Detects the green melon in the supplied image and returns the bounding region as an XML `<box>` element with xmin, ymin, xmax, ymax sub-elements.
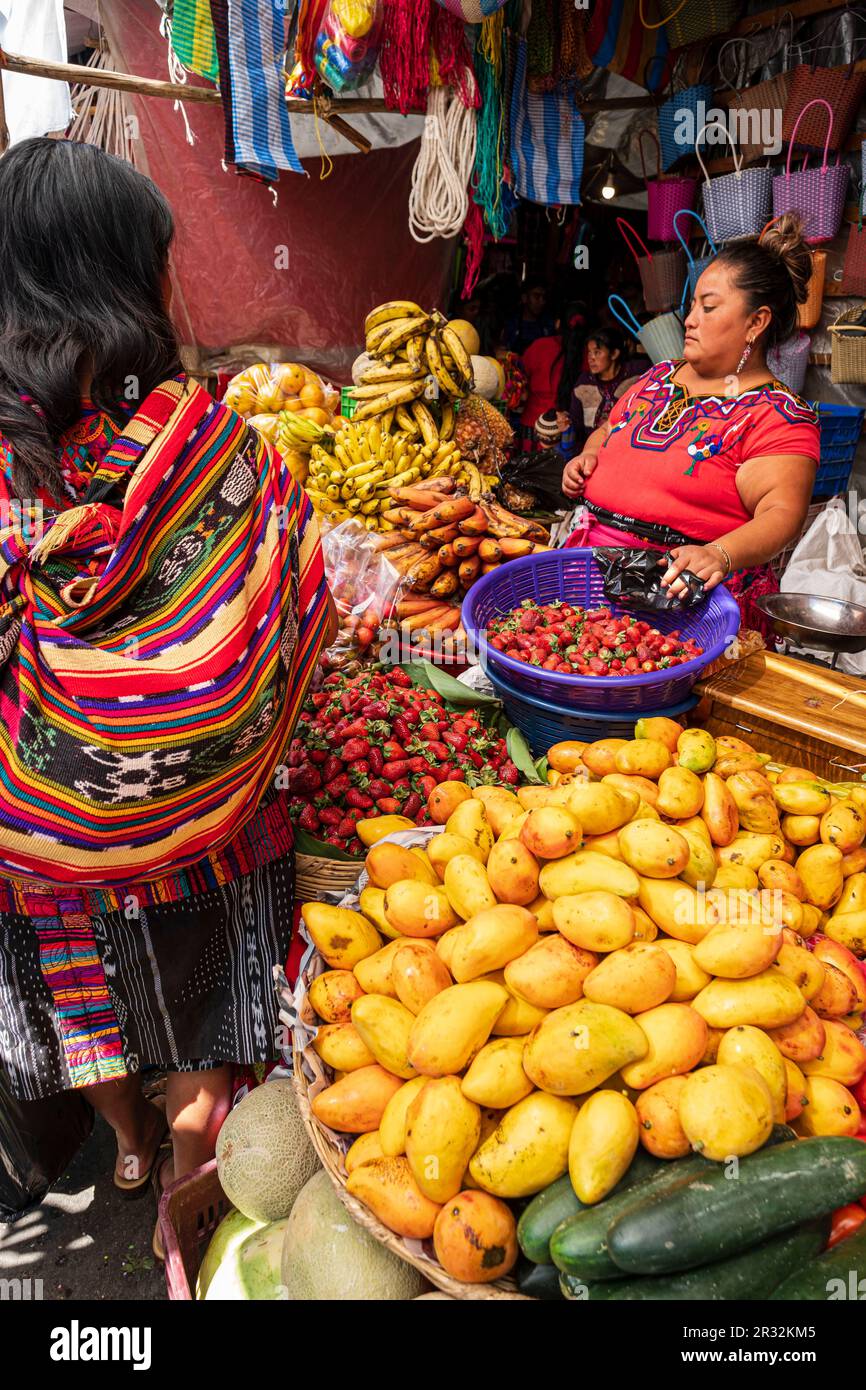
<box><xmin>197</xmin><ymin>1208</ymin><xmax>262</xmax><ymax>1300</ymax></box>
<box><xmin>236</xmin><ymin>1219</ymin><xmax>291</xmax><ymax>1300</ymax></box>
<box><xmin>215</xmin><ymin>1079</ymin><xmax>319</xmax><ymax>1223</ymax></box>
<box><xmin>281</xmin><ymin>1171</ymin><xmax>424</xmax><ymax>1301</ymax></box>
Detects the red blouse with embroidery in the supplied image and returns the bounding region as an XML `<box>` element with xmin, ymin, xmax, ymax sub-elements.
<box><xmin>583</xmin><ymin>360</ymin><xmax>820</xmax><ymax>543</ymax></box>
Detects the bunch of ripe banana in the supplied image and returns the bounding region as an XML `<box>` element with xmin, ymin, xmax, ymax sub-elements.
<box><xmin>305</xmin><ymin>417</ymin><xmax>468</xmax><ymax>529</ymax></box>
<box><xmin>275</xmin><ymin>411</ymin><xmax>327</xmax><ymax>454</ymax></box>
<box><xmin>349</xmin><ymin>300</ymin><xmax>475</xmax><ymax>432</ymax></box>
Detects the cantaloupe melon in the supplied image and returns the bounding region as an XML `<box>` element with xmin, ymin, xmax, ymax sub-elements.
<box><xmin>197</xmin><ymin>1208</ymin><xmax>262</xmax><ymax>1300</ymax></box>
<box><xmin>235</xmin><ymin>1218</ymin><xmax>291</xmax><ymax>1300</ymax></box>
<box><xmin>215</xmin><ymin>1079</ymin><xmax>318</xmax><ymax>1223</ymax></box>
<box><xmin>470</xmin><ymin>356</ymin><xmax>502</xmax><ymax>402</ymax></box>
<box><xmin>448</xmin><ymin>320</ymin><xmax>481</xmax><ymax>357</ymax></box>
<box><xmin>281</xmin><ymin>1170</ymin><xmax>424</xmax><ymax>1300</ymax></box>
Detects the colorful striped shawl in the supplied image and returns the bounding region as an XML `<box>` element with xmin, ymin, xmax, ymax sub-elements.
<box><xmin>0</xmin><ymin>377</ymin><xmax>328</xmax><ymax>886</ymax></box>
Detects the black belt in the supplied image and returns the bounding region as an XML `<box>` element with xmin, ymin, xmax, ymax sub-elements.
<box><xmin>580</xmin><ymin>499</ymin><xmax>707</xmax><ymax>550</ymax></box>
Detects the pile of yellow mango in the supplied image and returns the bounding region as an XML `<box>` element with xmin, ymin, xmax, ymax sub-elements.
<box><xmin>299</xmin><ymin>718</ymin><xmax>866</xmax><ymax>1282</ymax></box>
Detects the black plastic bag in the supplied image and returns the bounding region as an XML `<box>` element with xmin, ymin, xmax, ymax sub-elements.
<box><xmin>496</xmin><ymin>450</ymin><xmax>569</xmax><ymax>511</ymax></box>
<box><xmin>0</xmin><ymin>1064</ymin><xmax>94</xmax><ymax>1222</ymax></box>
<box><xmin>594</xmin><ymin>547</ymin><xmax>706</xmax><ymax>612</ymax></box>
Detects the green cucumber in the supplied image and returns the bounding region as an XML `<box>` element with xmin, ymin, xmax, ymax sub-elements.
<box><xmin>608</xmin><ymin>1136</ymin><xmax>866</xmax><ymax>1277</ymax></box>
<box><xmin>574</xmin><ymin>1219</ymin><xmax>829</xmax><ymax>1301</ymax></box>
<box><xmin>771</xmin><ymin>1223</ymin><xmax>866</xmax><ymax>1300</ymax></box>
<box><xmin>550</xmin><ymin>1123</ymin><xmax>796</xmax><ymax>1282</ymax></box>
<box><xmin>518</xmin><ymin>1147</ymin><xmax>661</xmax><ymax>1265</ymax></box>
<box><xmin>517</xmin><ymin>1258</ymin><xmax>566</xmax><ymax>1300</ymax></box>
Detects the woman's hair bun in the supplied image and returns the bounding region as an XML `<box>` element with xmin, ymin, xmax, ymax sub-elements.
<box><xmin>759</xmin><ymin>212</ymin><xmax>812</xmax><ymax>305</ymax></box>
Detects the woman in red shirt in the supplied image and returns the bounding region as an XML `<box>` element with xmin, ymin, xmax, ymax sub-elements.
<box><xmin>562</xmin><ymin>215</ymin><xmax>819</xmax><ymax>634</ymax></box>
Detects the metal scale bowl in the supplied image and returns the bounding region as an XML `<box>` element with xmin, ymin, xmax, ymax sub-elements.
<box><xmin>756</xmin><ymin>593</ymin><xmax>866</xmax><ymax>668</ymax></box>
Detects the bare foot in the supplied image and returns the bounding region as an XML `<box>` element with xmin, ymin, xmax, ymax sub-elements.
<box><xmin>114</xmin><ymin>1098</ymin><xmax>167</xmax><ymax>1186</ymax></box>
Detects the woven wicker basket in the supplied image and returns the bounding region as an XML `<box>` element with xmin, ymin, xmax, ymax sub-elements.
<box><xmin>295</xmin><ymin>851</ymin><xmax>364</xmax><ymax>903</ymax></box>
<box><xmin>830</xmin><ymin>307</ymin><xmax>866</xmax><ymax>385</ymax></box>
<box><xmin>798</xmin><ymin>250</ymin><xmax>826</xmax><ymax>331</ymax></box>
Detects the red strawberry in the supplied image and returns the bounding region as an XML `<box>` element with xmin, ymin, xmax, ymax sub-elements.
<box><xmin>298</xmin><ymin>805</ymin><xmax>320</xmax><ymax>832</ymax></box>
<box><xmin>376</xmin><ymin>797</ymin><xmax>400</xmax><ymax>814</ymax></box>
<box><xmin>337</xmin><ymin>816</ymin><xmax>357</xmax><ymax>837</ymax></box>
<box><xmin>324</xmin><ymin>773</ymin><xmax>351</xmax><ymax>799</ymax></box>
<box><xmin>345</xmin><ymin>788</ymin><xmax>373</xmax><ymax>810</ymax></box>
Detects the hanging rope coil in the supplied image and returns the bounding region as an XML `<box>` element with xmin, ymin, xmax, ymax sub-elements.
<box><xmin>408</xmin><ymin>83</ymin><xmax>477</xmax><ymax>242</ymax></box>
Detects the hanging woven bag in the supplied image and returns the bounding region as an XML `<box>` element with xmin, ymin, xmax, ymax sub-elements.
<box><xmin>639</xmin><ymin>0</ymin><xmax>742</xmax><ymax>52</ymax></box>
<box><xmin>640</xmin><ymin>129</ymin><xmax>696</xmax><ymax>243</ymax></box>
<box><xmin>772</xmin><ymin>99</ymin><xmax>849</xmax><ymax>246</ymax></box>
<box><xmin>616</xmin><ymin>217</ymin><xmax>685</xmax><ymax>314</ymax></box>
<box><xmin>840</xmin><ymin>191</ymin><xmax>866</xmax><ymax>299</ymax></box>
<box><xmin>695</xmin><ymin>123</ymin><xmax>772</xmax><ymax>243</ymax></box>
<box><xmin>781</xmin><ymin>10</ymin><xmax>866</xmax><ymax>153</ymax></box>
<box><xmin>829</xmin><ymin>307</ymin><xmax>866</xmax><ymax>386</ymax></box>
<box><xmin>767</xmin><ymin>332</ymin><xmax>811</xmax><ymax>396</ymax></box>
<box><xmin>609</xmin><ymin>294</ymin><xmax>685</xmax><ymax>365</ymax></box>
<box><xmin>674</xmin><ymin>208</ymin><xmax>718</xmax><ymax>297</ymax></box>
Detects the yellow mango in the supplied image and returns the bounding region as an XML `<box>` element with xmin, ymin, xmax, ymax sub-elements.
<box><xmin>824</xmin><ymin>910</ymin><xmax>866</xmax><ymax>956</ymax></box>
<box><xmin>631</xmin><ymin>801</ymin><xmax>662</xmax><ymax>822</ymax></box>
<box><xmin>630</xmin><ymin>905</ymin><xmax>659</xmax><ymax>942</ymax></box>
<box><xmin>656</xmin><ymin>764</ymin><xmax>705</xmax><ymax>819</ymax></box>
<box><xmin>820</xmin><ymin>799</ymin><xmax>866</xmax><ymax>854</ymax></box>
<box><xmin>717</xmin><ymin>830</ymin><xmax>786</xmax><ymax>872</ymax></box>
<box><xmin>566</xmin><ymin>781</ymin><xmax>634</xmax><ymax>834</ymax></box>
<box><xmin>428</xmin><ymin>781</ymin><xmax>473</xmax><ymax>824</ymax></box>
<box><xmin>842</xmin><ymin>847</ymin><xmax>866</xmax><ymax>877</ymax></box>
<box><xmin>802</xmin><ymin>1019</ymin><xmax>866</xmax><ymax>1087</ymax></box>
<box><xmin>504</xmin><ymin>934</ymin><xmax>597</xmax><ymax>1010</ymax></box>
<box><xmin>472</xmin><ymin>787</ymin><xmax>522</xmax><ymax>836</ymax></box>
<box><xmin>345</xmin><ymin>1131</ymin><xmax>385</xmax><ymax>1174</ymax></box>
<box><xmin>603</xmin><ymin>773</ymin><xmax>660</xmax><ymax>808</ymax></box>
<box><xmin>391</xmin><ymin>941</ymin><xmax>452</xmax><ymax>1015</ymax></box>
<box><xmin>581</xmin><ymin>738</ymin><xmax>629</xmax><ymax>778</ymax></box>
<box><xmin>635</xmin><ymin>716</ymin><xmax>684</xmax><ymax>752</ymax></box>
<box><xmin>313</xmin><ymin>1022</ymin><xmax>376</xmax><ymax>1073</ymax></box>
<box><xmin>717</xmin><ymin>1025</ymin><xmax>787</xmax><ymax>1123</ymax></box>
<box><xmin>539</xmin><ymin>849</ymin><xmax>640</xmax><ymax>901</ymax></box>
<box><xmin>308</xmin><ymin>969</ymin><xmax>364</xmax><ymax>1024</ymax></box>
<box><xmin>800</xmin><ymin>902</ymin><xmax>824</xmax><ymax>934</ymax></box>
<box><xmin>366</xmin><ymin>841</ymin><xmax>438</xmax><ymax>889</ymax></box>
<box><xmin>384</xmin><ymin>880</ymin><xmax>461</xmax><ymax>939</ymax></box>
<box><xmin>582</xmin><ymin>942</ymin><xmax>676</xmax><ymax>1014</ymax></box>
<box><xmin>303</xmin><ymin>901</ymin><xmax>382</xmax><ymax>969</ymax></box>
<box><xmin>520</xmin><ymin>806</ymin><xmax>582</xmax><ymax>860</ymax></box>
<box><xmin>782</xmin><ymin>814</ymin><xmax>822</xmax><ymax>846</ymax></box>
<box><xmin>351</xmin><ymin>994</ymin><xmax>416</xmax><ymax>1079</ymax></box>
<box><xmin>547</xmin><ymin>740</ymin><xmax>590</xmax><ymax>773</ymax></box>
<box><xmin>773</xmin><ymin>781</ymin><xmax>832</xmax><ymax>816</ymax></box>
<box><xmin>517</xmin><ymin>785</ymin><xmax>572</xmax><ymax>810</ymax></box>
<box><xmin>356</xmin><ymin>815</ymin><xmax>415</xmax><ymax>847</ymax></box>
<box><xmin>499</xmin><ymin>811</ymin><xmax>529</xmax><ymax>841</ymax></box>
<box><xmin>713</xmin><ymin>863</ymin><xmax>760</xmax><ymax>891</ymax></box>
<box><xmin>359</xmin><ymin>884</ymin><xmax>402</xmax><ymax>940</ymax></box>
<box><xmin>618</xmin><ymin>820</ymin><xmax>690</xmax><ymax>879</ymax></box>
<box><xmin>428</xmin><ymin>832</ymin><xmax>487</xmax><ymax>879</ymax></box>
<box><xmin>620</xmin><ymin>1003</ymin><xmax>708</xmax><ymax>1089</ymax></box>
<box><xmin>614</xmin><ymin>739</ymin><xmax>671</xmax><ymax>780</ymax></box>
<box><xmin>635</xmin><ymin>1076</ymin><xmax>691</xmax><ymax>1158</ymax></box>
<box><xmin>693</xmin><ymin>911</ymin><xmax>782</xmax><ymax>978</ymax></box>
<box><xmin>812</xmin><ymin>938</ymin><xmax>866</xmax><ymax>1012</ymax></box>
<box><xmin>775</xmin><ymin>940</ymin><xmax>825</xmax><ymax>1000</ymax></box>
<box><xmin>716</xmin><ymin>735</ymin><xmax>761</xmax><ymax>757</ymax></box>
<box><xmin>757</xmin><ymin>859</ymin><xmax>806</xmax><ymax>900</ymax></box>
<box><xmin>811</xmin><ymin>963</ymin><xmax>859</xmax><ymax>1020</ymax></box>
<box><xmin>636</xmin><ymin>878</ymin><xmax>716</xmax><ymax>945</ymax></box>
<box><xmin>405</xmin><ymin>1076</ymin><xmax>481</xmax><ymax>1203</ymax></box>
<box><xmin>345</xmin><ymin>1156</ymin><xmax>442</xmax><ymax>1240</ymax></box>
<box><xmin>795</xmin><ymin>1076</ymin><xmax>861</xmax><ymax>1137</ymax></box>
<box><xmin>522</xmin><ymin>1000</ymin><xmax>647</xmax><ymax>1096</ymax></box>
<box><xmin>692</xmin><ymin>968</ymin><xmax>806</xmax><ymax>1030</ymax></box>
<box><xmin>784</xmin><ymin>1058</ymin><xmax>808</xmax><ymax>1123</ymax></box>
<box><xmin>702</xmin><ymin>1027</ymin><xmax>725</xmax><ymax>1064</ymax></box>
<box><xmin>553</xmin><ymin>892</ymin><xmax>636</xmax><ymax>953</ymax></box>
<box><xmin>407</xmin><ymin>981</ymin><xmax>508</xmax><ymax>1076</ymax></box>
<box><xmin>461</xmin><ymin>1036</ymin><xmax>534</xmax><ymax>1108</ymax></box>
<box><xmin>378</xmin><ymin>1076</ymin><xmax>429</xmax><ymax>1157</ymax></box>
<box><xmin>444</xmin><ymin>800</ymin><xmax>494</xmax><ymax>861</ymax></box>
<box><xmin>448</xmin><ymin>905</ymin><xmax>538</xmax><ymax>983</ymax></box>
<box><xmin>484</xmin><ymin>973</ymin><xmax>549</xmax><ymax>1036</ymax></box>
<box><xmin>468</xmin><ymin>1092</ymin><xmax>578</xmax><ymax>1198</ymax></box>
<box><xmin>443</xmin><ymin>855</ymin><xmax>497</xmax><ymax>921</ymax></box>
<box><xmin>527</xmin><ymin>894</ymin><xmax>556</xmax><ymax>930</ymax></box>
<box><xmin>655</xmin><ymin>939</ymin><xmax>712</xmax><ymax>1001</ymax></box>
<box><xmin>568</xmin><ymin>1090</ymin><xmax>639</xmax><ymax>1204</ymax></box>
<box><xmin>353</xmin><ymin>938</ymin><xmax>406</xmax><ymax>997</ymax></box>
<box><xmin>835</xmin><ymin>871</ymin><xmax>866</xmax><ymax>916</ymax></box>
<box><xmin>676</xmin><ymin>825</ymin><xmax>718</xmax><ymax>890</ymax></box>
<box><xmin>700</xmin><ymin>772</ymin><xmax>739</xmax><ymax>846</ymax></box>
<box><xmin>767</xmin><ymin>1005</ymin><xmax>826</xmax><ymax>1063</ymax></box>
<box><xmin>434</xmin><ymin>924</ymin><xmax>462</xmax><ymax>972</ymax></box>
<box><xmin>677</xmin><ymin>727</ymin><xmax>716</xmax><ymax>774</ymax></box>
<box><xmin>485</xmin><ymin>838</ymin><xmax>540</xmax><ymax>905</ymax></box>
<box><xmin>310</xmin><ymin>1064</ymin><xmax>404</xmax><ymax>1134</ymax></box>
<box><xmin>797</xmin><ymin>843</ymin><xmax>844</xmax><ymax>910</ymax></box>
<box><xmin>679</xmin><ymin>1064</ymin><xmax>774</xmax><ymax>1160</ymax></box>
<box><xmin>714</xmin><ymin>753</ymin><xmax>770</xmax><ymax>779</ymax></box>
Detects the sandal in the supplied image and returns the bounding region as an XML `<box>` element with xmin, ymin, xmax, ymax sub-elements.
<box><xmin>151</xmin><ymin>1147</ymin><xmax>173</xmax><ymax>1263</ymax></box>
<box><xmin>113</xmin><ymin>1097</ymin><xmax>169</xmax><ymax>1196</ymax></box>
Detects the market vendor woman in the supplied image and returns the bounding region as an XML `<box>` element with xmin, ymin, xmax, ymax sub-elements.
<box><xmin>561</xmin><ymin>214</ymin><xmax>820</xmax><ymax>634</ymax></box>
<box><xmin>0</xmin><ymin>140</ymin><xmax>334</xmax><ymax>1251</ymax></box>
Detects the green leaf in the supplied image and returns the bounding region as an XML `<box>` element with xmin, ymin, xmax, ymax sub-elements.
<box><xmin>535</xmin><ymin>755</ymin><xmax>549</xmax><ymax>782</ymax></box>
<box><xmin>293</xmin><ymin>827</ymin><xmax>362</xmax><ymax>862</ymax></box>
<box><xmin>402</xmin><ymin>660</ymin><xmax>500</xmax><ymax>708</ymax></box>
<box><xmin>507</xmin><ymin>726</ymin><xmax>543</xmax><ymax>784</ymax></box>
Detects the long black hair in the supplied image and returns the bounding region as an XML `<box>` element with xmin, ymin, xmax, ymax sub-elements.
<box><xmin>0</xmin><ymin>139</ymin><xmax>181</xmax><ymax>500</ymax></box>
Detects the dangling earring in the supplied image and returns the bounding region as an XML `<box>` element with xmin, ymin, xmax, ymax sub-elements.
<box><xmin>736</xmin><ymin>338</ymin><xmax>754</xmax><ymax>374</ymax></box>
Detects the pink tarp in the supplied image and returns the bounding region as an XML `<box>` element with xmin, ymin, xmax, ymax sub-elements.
<box><xmin>101</xmin><ymin>0</ymin><xmax>452</xmax><ymax>379</ymax></box>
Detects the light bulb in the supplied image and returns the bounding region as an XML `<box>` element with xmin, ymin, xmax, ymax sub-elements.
<box><xmin>601</xmin><ymin>170</ymin><xmax>616</xmax><ymax>200</ymax></box>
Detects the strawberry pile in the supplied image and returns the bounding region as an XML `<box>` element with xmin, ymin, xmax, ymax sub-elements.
<box><xmin>487</xmin><ymin>601</ymin><xmax>703</xmax><ymax>677</ymax></box>
<box><xmin>285</xmin><ymin>667</ymin><xmax>519</xmax><ymax>855</ymax></box>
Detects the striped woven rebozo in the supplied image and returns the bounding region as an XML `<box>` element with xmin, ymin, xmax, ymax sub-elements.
<box><xmin>170</xmin><ymin>0</ymin><xmax>219</xmax><ymax>82</ymax></box>
<box><xmin>0</xmin><ymin>376</ymin><xmax>328</xmax><ymax>886</ymax></box>
<box><xmin>210</xmin><ymin>0</ymin><xmax>304</xmax><ymax>182</ymax></box>
<box><xmin>509</xmin><ymin>39</ymin><xmax>585</xmax><ymax>207</ymax></box>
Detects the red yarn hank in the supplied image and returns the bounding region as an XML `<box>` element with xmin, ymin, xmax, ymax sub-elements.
<box><xmin>461</xmin><ymin>197</ymin><xmax>485</xmax><ymax>299</ymax></box>
<box><xmin>381</xmin><ymin>0</ymin><xmax>434</xmax><ymax>114</ymax></box>
<box><xmin>432</xmin><ymin>5</ymin><xmax>479</xmax><ymax>108</ymax></box>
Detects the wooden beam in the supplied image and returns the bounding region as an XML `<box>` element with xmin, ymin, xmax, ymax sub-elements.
<box><xmin>0</xmin><ymin>46</ymin><xmax>221</xmax><ymax>103</ymax></box>
<box><xmin>0</xmin><ymin>55</ymin><xmax>9</xmax><ymax>154</ymax></box>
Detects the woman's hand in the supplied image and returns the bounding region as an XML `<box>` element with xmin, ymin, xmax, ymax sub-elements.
<box><xmin>659</xmin><ymin>545</ymin><xmax>728</xmax><ymax>596</ymax></box>
<box><xmin>562</xmin><ymin>451</ymin><xmax>598</xmax><ymax>499</ymax></box>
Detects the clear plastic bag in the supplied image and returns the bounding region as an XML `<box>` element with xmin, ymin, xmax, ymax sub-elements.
<box><xmin>319</xmin><ymin>518</ymin><xmax>402</xmax><ymax>676</ymax></box>
<box><xmin>314</xmin><ymin>0</ymin><xmax>383</xmax><ymax>94</ymax></box>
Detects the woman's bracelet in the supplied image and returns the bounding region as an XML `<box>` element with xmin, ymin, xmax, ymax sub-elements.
<box><xmin>707</xmin><ymin>542</ymin><xmax>733</xmax><ymax>577</ymax></box>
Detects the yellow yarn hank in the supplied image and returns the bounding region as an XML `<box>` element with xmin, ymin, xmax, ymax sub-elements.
<box><xmin>479</xmin><ymin>10</ymin><xmax>504</xmax><ymax>78</ymax></box>
<box><xmin>312</xmin><ymin>92</ymin><xmax>334</xmax><ymax>180</ymax></box>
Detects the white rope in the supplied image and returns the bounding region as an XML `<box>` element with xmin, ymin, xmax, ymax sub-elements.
<box><xmin>408</xmin><ymin>85</ymin><xmax>477</xmax><ymax>243</ymax></box>
<box><xmin>159</xmin><ymin>12</ymin><xmax>197</xmax><ymax>147</ymax></box>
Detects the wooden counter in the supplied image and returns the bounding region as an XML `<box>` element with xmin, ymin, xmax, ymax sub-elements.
<box><xmin>694</xmin><ymin>652</ymin><xmax>866</xmax><ymax>782</ymax></box>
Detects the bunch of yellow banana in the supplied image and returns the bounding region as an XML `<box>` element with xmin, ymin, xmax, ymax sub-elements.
<box><xmin>275</xmin><ymin>411</ymin><xmax>326</xmax><ymax>453</ymax></box>
<box><xmin>353</xmin><ymin>302</ymin><xmax>475</xmax><ymax>429</ymax></box>
<box><xmin>304</xmin><ymin>417</ymin><xmax>466</xmax><ymax>531</ymax></box>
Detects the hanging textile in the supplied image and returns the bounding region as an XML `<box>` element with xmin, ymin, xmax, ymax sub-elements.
<box><xmin>170</xmin><ymin>0</ymin><xmax>219</xmax><ymax>82</ymax></box>
<box><xmin>471</xmin><ymin>6</ymin><xmax>517</xmax><ymax>239</ymax></box>
<box><xmin>431</xmin><ymin>2</ymin><xmax>477</xmax><ymax>106</ymax></box>
<box><xmin>585</xmin><ymin>0</ymin><xmax>670</xmax><ymax>91</ymax></box>
<box><xmin>209</xmin><ymin>0</ymin><xmax>304</xmax><ymax>181</ymax></box>
<box><xmin>381</xmin><ymin>0</ymin><xmax>435</xmax><ymax>113</ymax></box>
<box><xmin>509</xmin><ymin>38</ymin><xmax>585</xmax><ymax>206</ymax></box>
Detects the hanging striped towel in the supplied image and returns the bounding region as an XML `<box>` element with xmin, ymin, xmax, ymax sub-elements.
<box><xmin>210</xmin><ymin>0</ymin><xmax>305</xmax><ymax>182</ymax></box>
<box><xmin>509</xmin><ymin>40</ymin><xmax>585</xmax><ymax>207</ymax></box>
<box><xmin>171</xmin><ymin>0</ymin><xmax>219</xmax><ymax>82</ymax></box>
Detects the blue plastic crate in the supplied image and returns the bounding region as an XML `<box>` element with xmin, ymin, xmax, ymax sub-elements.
<box><xmin>811</xmin><ymin>403</ymin><xmax>865</xmax><ymax>499</ymax></box>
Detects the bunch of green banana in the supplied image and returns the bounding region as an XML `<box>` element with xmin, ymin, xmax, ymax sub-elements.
<box><xmin>354</xmin><ymin>301</ymin><xmax>475</xmax><ymax>427</ymax></box>
<box><xmin>304</xmin><ymin>416</ymin><xmax>467</xmax><ymax>531</ymax></box>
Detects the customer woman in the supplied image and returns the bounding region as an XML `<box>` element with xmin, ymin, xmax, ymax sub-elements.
<box><xmin>561</xmin><ymin>215</ymin><xmax>820</xmax><ymax>633</ymax></box>
<box><xmin>569</xmin><ymin>327</ymin><xmax>641</xmax><ymax>451</ymax></box>
<box><xmin>0</xmin><ymin>139</ymin><xmax>333</xmax><ymax>1247</ymax></box>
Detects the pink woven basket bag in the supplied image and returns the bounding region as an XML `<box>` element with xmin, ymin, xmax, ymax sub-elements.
<box><xmin>639</xmin><ymin>129</ymin><xmax>696</xmax><ymax>243</ymax></box>
<box><xmin>772</xmin><ymin>99</ymin><xmax>849</xmax><ymax>246</ymax></box>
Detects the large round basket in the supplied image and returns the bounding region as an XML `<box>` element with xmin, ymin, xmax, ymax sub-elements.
<box><xmin>294</xmin><ymin>851</ymin><xmax>364</xmax><ymax>904</ymax></box>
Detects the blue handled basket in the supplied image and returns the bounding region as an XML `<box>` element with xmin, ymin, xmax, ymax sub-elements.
<box><xmin>462</xmin><ymin>549</ymin><xmax>741</xmax><ymax>713</ymax></box>
<box><xmin>674</xmin><ymin>208</ymin><xmax>718</xmax><ymax>304</ymax></box>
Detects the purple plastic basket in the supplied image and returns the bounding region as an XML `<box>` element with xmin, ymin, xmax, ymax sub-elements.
<box><xmin>462</xmin><ymin>549</ymin><xmax>740</xmax><ymax>712</ymax></box>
